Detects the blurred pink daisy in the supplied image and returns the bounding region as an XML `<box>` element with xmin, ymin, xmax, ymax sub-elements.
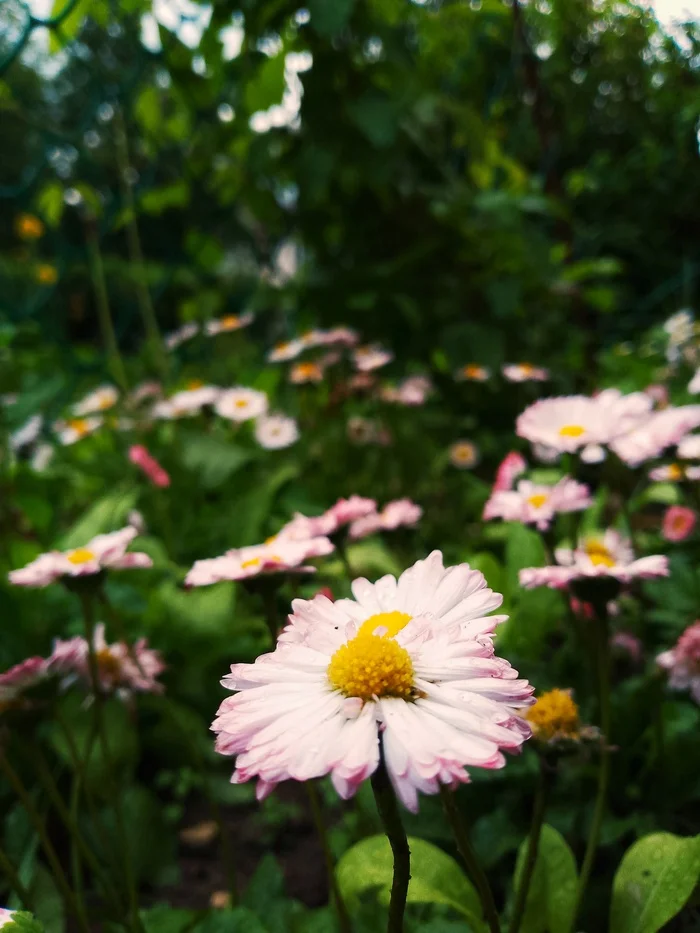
<box><xmin>290</xmin><ymin>361</ymin><xmax>325</xmax><ymax>385</ymax></box>
<box><xmin>483</xmin><ymin>476</ymin><xmax>592</xmax><ymax>531</ymax></box>
<box><xmin>455</xmin><ymin>364</ymin><xmax>490</xmax><ymax>382</ymax></box>
<box><xmin>0</xmin><ymin>657</ymin><xmax>47</xmax><ymax>706</ymax></box>
<box><xmin>449</xmin><ymin>441</ymin><xmax>480</xmax><ymax>469</ymax></box>
<box><xmin>649</xmin><ymin>463</ymin><xmax>700</xmax><ymax>482</ymax></box>
<box><xmin>677</xmin><ymin>434</ymin><xmax>700</xmax><ymax>459</ymax></box>
<box><xmin>129</xmin><ymin>445</ymin><xmax>170</xmax><ymax>488</ymax></box>
<box><xmin>73</xmin><ymin>385</ymin><xmax>118</xmax><ymax>415</ymax></box>
<box><xmin>277</xmin><ymin>497</ymin><xmax>378</xmax><ymax>541</ymax></box>
<box><xmin>8</xmin><ymin>527</ymin><xmax>152</xmax><ymax>587</ymax></box>
<box><xmin>213</xmin><ymin>551</ymin><xmax>533</xmax><ymax>811</ymax></box>
<box><xmin>662</xmin><ymin>506</ymin><xmax>696</xmax><ymax>542</ymax></box>
<box><xmin>165</xmin><ymin>322</ymin><xmax>199</xmax><ymax>350</ymax></box>
<box><xmin>353</xmin><ymin>345</ymin><xmax>393</xmax><ymax>372</ymax></box>
<box><xmin>267</xmin><ymin>339</ymin><xmax>305</xmax><ymax>363</ymax></box>
<box><xmin>380</xmin><ymin>376</ymin><xmax>432</xmax><ymax>406</ymax></box>
<box><xmin>657</xmin><ymin>622</ymin><xmax>700</xmax><ymax>703</ymax></box>
<box><xmin>49</xmin><ymin>624</ymin><xmax>165</xmax><ymax>697</ymax></box>
<box><xmin>215</xmin><ymin>387</ymin><xmax>268</xmax><ymax>422</ymax></box>
<box><xmin>610</xmin><ymin>406</ymin><xmax>700</xmax><ymax>466</ymax></box>
<box><xmin>503</xmin><ymin>363</ymin><xmax>549</xmax><ymax>382</ymax></box>
<box><xmin>519</xmin><ymin>530</ymin><xmax>669</xmax><ymax>589</ymax></box>
<box><xmin>254</xmin><ymin>414</ymin><xmax>299</xmax><ymax>449</ymax></box>
<box><xmin>349</xmin><ymin>498</ymin><xmax>422</xmax><ymax>539</ymax></box>
<box><xmin>152</xmin><ymin>384</ymin><xmax>220</xmax><ymax>419</ymax></box>
<box><xmin>185</xmin><ymin>536</ymin><xmax>334</xmax><ymax>587</ymax></box>
<box><xmin>205</xmin><ymin>312</ymin><xmax>254</xmax><ymax>336</ymax></box>
<box><xmin>516</xmin><ymin>390</ymin><xmax>652</xmax><ymax>457</ymax></box>
<box><xmin>493</xmin><ymin>451</ymin><xmax>527</xmax><ymax>492</ymax></box>
<box><xmin>316</xmin><ymin>326</ymin><xmax>359</xmax><ymax>347</ymax></box>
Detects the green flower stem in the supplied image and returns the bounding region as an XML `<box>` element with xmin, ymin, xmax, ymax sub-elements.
<box><xmin>114</xmin><ymin>108</ymin><xmax>168</xmax><ymax>380</ymax></box>
<box><xmin>77</xmin><ymin>589</ymin><xmax>145</xmax><ymax>933</ymax></box>
<box><xmin>508</xmin><ymin>759</ymin><xmax>553</xmax><ymax>933</ymax></box>
<box><xmin>84</xmin><ymin>216</ymin><xmax>129</xmax><ymax>393</ymax></box>
<box><xmin>440</xmin><ymin>786</ymin><xmax>501</xmax><ymax>933</ymax></box>
<box><xmin>305</xmin><ymin>782</ymin><xmax>352</xmax><ymax>933</ymax></box>
<box><xmin>0</xmin><ymin>750</ymin><xmax>90</xmax><ymax>933</ymax></box>
<box><xmin>336</xmin><ymin>540</ymin><xmax>356</xmax><ymax>583</ymax></box>
<box><xmin>261</xmin><ymin>586</ymin><xmax>282</xmax><ymax>644</ymax></box>
<box><xmin>371</xmin><ymin>760</ymin><xmax>410</xmax><ymax>933</ymax></box>
<box><xmin>573</xmin><ymin>609</ymin><xmax>612</xmax><ymax>923</ymax></box>
<box><xmin>0</xmin><ymin>844</ymin><xmax>34</xmax><ymax>912</ymax></box>
<box><xmin>31</xmin><ymin>739</ymin><xmax>124</xmax><ymax>917</ymax></box>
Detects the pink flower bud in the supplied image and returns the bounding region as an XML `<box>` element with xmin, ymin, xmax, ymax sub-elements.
<box><xmin>129</xmin><ymin>445</ymin><xmax>170</xmax><ymax>488</ymax></box>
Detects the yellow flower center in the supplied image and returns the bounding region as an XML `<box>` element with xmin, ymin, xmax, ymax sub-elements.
<box><xmin>221</xmin><ymin>315</ymin><xmax>240</xmax><ymax>329</ymax></box>
<box><xmin>667</xmin><ymin>463</ymin><xmax>683</xmax><ymax>480</ymax></box>
<box><xmin>275</xmin><ymin>342</ymin><xmax>290</xmax><ymax>352</ymax></box>
<box><xmin>67</xmin><ymin>418</ymin><xmax>91</xmax><ymax>437</ymax></box>
<box><xmin>17</xmin><ymin>214</ymin><xmax>44</xmax><ymax>239</ymax></box>
<box><xmin>241</xmin><ymin>557</ymin><xmax>261</xmax><ymax>569</ymax></box>
<box><xmin>559</xmin><ymin>424</ymin><xmax>585</xmax><ymax>438</ymax></box>
<box><xmin>453</xmin><ymin>444</ymin><xmax>474</xmax><ymax>461</ymax></box>
<box><xmin>296</xmin><ymin>363</ymin><xmax>321</xmax><ymax>378</ymax></box>
<box><xmin>526</xmin><ymin>688</ymin><xmax>580</xmax><ymax>741</ymax></box>
<box><xmin>96</xmin><ymin>648</ymin><xmax>122</xmax><ymax>679</ymax></box>
<box><xmin>584</xmin><ymin>540</ymin><xmax>615</xmax><ymax>567</ymax></box>
<box><xmin>67</xmin><ymin>548</ymin><xmax>96</xmax><ymax>565</ymax></box>
<box><xmin>520</xmin><ymin>363</ymin><xmax>534</xmax><ymax>374</ymax></box>
<box><xmin>234</xmin><ymin>398</ymin><xmax>249</xmax><ymax>408</ymax></box>
<box><xmin>327</xmin><ymin>611</ymin><xmax>414</xmax><ymax>701</ymax></box>
<box><xmin>464</xmin><ymin>365</ymin><xmax>484</xmax><ymax>379</ymax></box>
<box><xmin>186</xmin><ymin>379</ymin><xmax>204</xmax><ymax>390</ymax></box>
<box><xmin>97</xmin><ymin>394</ymin><xmax>115</xmax><ymax>410</ymax></box>
<box><xmin>36</xmin><ymin>264</ymin><xmax>58</xmax><ymax>284</ymax></box>
<box><xmin>527</xmin><ymin>494</ymin><xmax>549</xmax><ymax>508</ymax></box>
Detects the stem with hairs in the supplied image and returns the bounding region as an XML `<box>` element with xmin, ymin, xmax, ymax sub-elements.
<box><xmin>371</xmin><ymin>760</ymin><xmax>410</xmax><ymax>933</ymax></box>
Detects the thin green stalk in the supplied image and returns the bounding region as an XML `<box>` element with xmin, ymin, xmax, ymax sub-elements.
<box><xmin>0</xmin><ymin>751</ymin><xmax>90</xmax><ymax>933</ymax></box>
<box><xmin>261</xmin><ymin>587</ymin><xmax>281</xmax><ymax>644</ymax></box>
<box><xmin>114</xmin><ymin>108</ymin><xmax>168</xmax><ymax>379</ymax></box>
<box><xmin>69</xmin><ymin>772</ymin><xmax>85</xmax><ymax>910</ymax></box>
<box><xmin>84</xmin><ymin>216</ymin><xmax>129</xmax><ymax>393</ymax></box>
<box><xmin>31</xmin><ymin>740</ymin><xmax>125</xmax><ymax>917</ymax></box>
<box><xmin>336</xmin><ymin>540</ymin><xmax>356</xmax><ymax>583</ymax></box>
<box><xmin>573</xmin><ymin>612</ymin><xmax>612</xmax><ymax>923</ymax></box>
<box><xmin>77</xmin><ymin>589</ymin><xmax>145</xmax><ymax>933</ymax></box>
<box><xmin>440</xmin><ymin>786</ymin><xmax>501</xmax><ymax>933</ymax></box>
<box><xmin>371</xmin><ymin>760</ymin><xmax>410</xmax><ymax>933</ymax></box>
<box><xmin>0</xmin><ymin>844</ymin><xmax>35</xmax><ymax>912</ymax></box>
<box><xmin>306</xmin><ymin>782</ymin><xmax>352</xmax><ymax>933</ymax></box>
<box><xmin>508</xmin><ymin>760</ymin><xmax>552</xmax><ymax>933</ymax></box>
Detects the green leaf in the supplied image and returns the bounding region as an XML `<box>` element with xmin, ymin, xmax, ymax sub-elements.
<box><xmin>346</xmin><ymin>95</ymin><xmax>399</xmax><ymax>148</ymax></box>
<box><xmin>504</xmin><ymin>523</ymin><xmax>546</xmax><ymax>592</ymax></box>
<box><xmin>36</xmin><ymin>183</ymin><xmax>65</xmax><ymax>228</ymax></box>
<box><xmin>193</xmin><ymin>907</ymin><xmax>269</xmax><ymax>933</ymax></box>
<box><xmin>511</xmin><ymin>824</ymin><xmax>577</xmax><ymax>933</ymax></box>
<box><xmin>141</xmin><ymin>905</ymin><xmax>196</xmax><ymax>933</ymax></box>
<box><xmin>48</xmin><ymin>0</ymin><xmax>92</xmax><ymax>52</ymax></box>
<box><xmin>308</xmin><ymin>0</ymin><xmax>355</xmax><ymax>35</ymax></box>
<box><xmin>610</xmin><ymin>832</ymin><xmax>700</xmax><ymax>933</ymax></box>
<box><xmin>336</xmin><ymin>834</ymin><xmax>487</xmax><ymax>928</ymax></box>
<box><xmin>245</xmin><ymin>54</ymin><xmax>286</xmax><ymax>113</ymax></box>
<box><xmin>179</xmin><ymin>434</ymin><xmax>256</xmax><ymax>489</ymax></box>
<box><xmin>27</xmin><ymin>866</ymin><xmax>64</xmax><ymax>933</ymax></box>
<box><xmin>7</xmin><ymin>912</ymin><xmax>46</xmax><ymax>933</ymax></box>
<box><xmin>57</xmin><ymin>488</ymin><xmax>140</xmax><ymax>550</ymax></box>
<box><xmin>140</xmin><ymin>182</ymin><xmax>190</xmax><ymax>215</ymax></box>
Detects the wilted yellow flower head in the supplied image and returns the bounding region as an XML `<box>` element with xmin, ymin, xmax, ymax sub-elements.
<box><xmin>36</xmin><ymin>264</ymin><xmax>58</xmax><ymax>285</ymax></box>
<box><xmin>526</xmin><ymin>688</ymin><xmax>580</xmax><ymax>742</ymax></box>
<box><xmin>16</xmin><ymin>213</ymin><xmax>45</xmax><ymax>240</ymax></box>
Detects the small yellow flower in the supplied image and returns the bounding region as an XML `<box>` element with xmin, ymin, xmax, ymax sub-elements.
<box><xmin>36</xmin><ymin>264</ymin><xmax>58</xmax><ymax>285</ymax></box>
<box><xmin>16</xmin><ymin>213</ymin><xmax>45</xmax><ymax>240</ymax></box>
<box><xmin>526</xmin><ymin>689</ymin><xmax>580</xmax><ymax>742</ymax></box>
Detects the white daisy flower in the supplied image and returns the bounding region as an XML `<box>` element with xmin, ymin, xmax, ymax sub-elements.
<box><xmin>255</xmin><ymin>414</ymin><xmax>299</xmax><ymax>449</ymax></box>
<box><xmin>215</xmin><ymin>387</ymin><xmax>268</xmax><ymax>422</ymax></box>
<box><xmin>152</xmin><ymin>384</ymin><xmax>220</xmax><ymax>419</ymax></box>
<box><xmin>54</xmin><ymin>416</ymin><xmax>103</xmax><ymax>445</ymax></box>
<box><xmin>267</xmin><ymin>340</ymin><xmax>305</xmax><ymax>363</ymax></box>
<box><xmin>165</xmin><ymin>323</ymin><xmax>199</xmax><ymax>350</ymax></box>
<box><xmin>73</xmin><ymin>385</ymin><xmax>119</xmax><ymax>415</ymax></box>
<box><xmin>10</xmin><ymin>414</ymin><xmax>42</xmax><ymax>451</ymax></box>
<box><xmin>213</xmin><ymin>551</ymin><xmax>533</xmax><ymax>811</ymax></box>
<box><xmin>353</xmin><ymin>344</ymin><xmax>394</xmax><ymax>372</ymax></box>
<box><xmin>205</xmin><ymin>311</ymin><xmax>254</xmax><ymax>336</ymax></box>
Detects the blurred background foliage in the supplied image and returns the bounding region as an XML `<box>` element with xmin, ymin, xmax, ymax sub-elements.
<box><xmin>1</xmin><ymin>0</ymin><xmax>699</xmax><ymax>391</ymax></box>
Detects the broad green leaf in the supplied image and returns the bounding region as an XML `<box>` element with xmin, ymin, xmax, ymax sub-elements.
<box><xmin>346</xmin><ymin>95</ymin><xmax>399</xmax><ymax>148</ymax></box>
<box><xmin>308</xmin><ymin>0</ymin><xmax>355</xmax><ymax>35</ymax></box>
<box><xmin>57</xmin><ymin>487</ymin><xmax>139</xmax><ymax>549</ymax></box>
<box><xmin>511</xmin><ymin>824</ymin><xmax>577</xmax><ymax>933</ymax></box>
<box><xmin>8</xmin><ymin>912</ymin><xmax>46</xmax><ymax>933</ymax></box>
<box><xmin>48</xmin><ymin>0</ymin><xmax>92</xmax><ymax>52</ymax></box>
<box><xmin>610</xmin><ymin>832</ymin><xmax>700</xmax><ymax>933</ymax></box>
<box><xmin>154</xmin><ymin>578</ymin><xmax>236</xmax><ymax>635</ymax></box>
<box><xmin>140</xmin><ymin>182</ymin><xmax>190</xmax><ymax>215</ymax></box>
<box><xmin>245</xmin><ymin>54</ymin><xmax>286</xmax><ymax>113</ymax></box>
<box><xmin>505</xmin><ymin>523</ymin><xmax>546</xmax><ymax>592</ymax></box>
<box><xmin>36</xmin><ymin>183</ymin><xmax>65</xmax><ymax>228</ymax></box>
<box><xmin>27</xmin><ymin>865</ymin><xmax>64</xmax><ymax>933</ymax></box>
<box><xmin>194</xmin><ymin>908</ymin><xmax>268</xmax><ymax>933</ymax></box>
<box><xmin>141</xmin><ymin>905</ymin><xmax>196</xmax><ymax>933</ymax></box>
<box><xmin>336</xmin><ymin>834</ymin><xmax>487</xmax><ymax>929</ymax></box>
<box><xmin>179</xmin><ymin>434</ymin><xmax>256</xmax><ymax>489</ymax></box>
